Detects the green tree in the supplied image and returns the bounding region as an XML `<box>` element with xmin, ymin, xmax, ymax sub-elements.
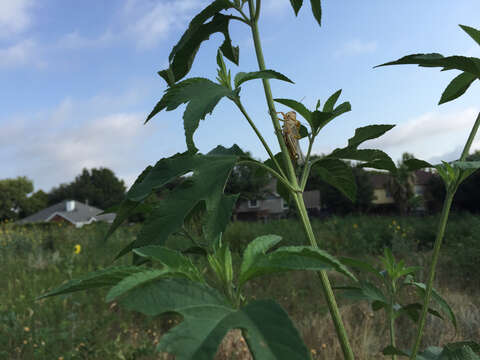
<box><xmin>306</xmin><ymin>157</ymin><xmax>374</xmax><ymax>214</ymax></box>
<box><xmin>48</xmin><ymin>168</ymin><xmax>126</xmax><ymax>210</ymax></box>
<box><xmin>225</xmin><ymin>161</ymin><xmax>271</xmax><ymax>202</ymax></box>
<box><xmin>21</xmin><ymin>190</ymin><xmax>48</xmax><ymax>217</ymax></box>
<box><xmin>387</xmin><ymin>152</ymin><xmax>416</xmax><ymax>215</ymax></box>
<box><xmin>0</xmin><ymin>177</ymin><xmax>34</xmax><ymax>221</ymax></box>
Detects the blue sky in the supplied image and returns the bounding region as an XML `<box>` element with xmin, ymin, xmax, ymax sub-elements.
<box><xmin>1</xmin><ymin>0</ymin><xmax>479</xmax><ymax>192</ymax></box>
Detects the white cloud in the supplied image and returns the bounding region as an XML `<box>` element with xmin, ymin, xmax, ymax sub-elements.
<box><xmin>0</xmin><ymin>39</ymin><xmax>44</xmax><ymax>68</ymax></box>
<box><xmin>0</xmin><ymin>0</ymin><xmax>33</xmax><ymax>37</ymax></box>
<box><xmin>123</xmin><ymin>0</ymin><xmax>203</xmax><ymax>49</ymax></box>
<box><xmin>58</xmin><ymin>30</ymin><xmax>115</xmax><ymax>50</ymax></box>
<box><xmin>335</xmin><ymin>39</ymin><xmax>377</xmax><ymax>57</ymax></box>
<box><xmin>365</xmin><ymin>107</ymin><xmax>480</xmax><ymax>163</ymax></box>
<box><xmin>2</xmin><ymin>90</ymin><xmax>163</xmax><ymax>191</ymax></box>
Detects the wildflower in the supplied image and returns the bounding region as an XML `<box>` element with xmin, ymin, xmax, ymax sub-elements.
<box><xmin>396</xmin><ymin>225</ymin><xmax>401</xmax><ymax>230</ymax></box>
<box><xmin>24</xmin><ymin>326</ymin><xmax>30</xmax><ymax>332</ymax></box>
<box><xmin>23</xmin><ymin>340</ymin><xmax>28</xmax><ymax>344</ymax></box>
<box><xmin>311</xmin><ymin>348</ymin><xmax>317</xmax><ymax>355</ymax></box>
<box><xmin>74</xmin><ymin>244</ymin><xmax>81</xmax><ymax>254</ymax></box>
<box><xmin>41</xmin><ymin>341</ymin><xmax>45</xmax><ymax>346</ymax></box>
<box><xmin>321</xmin><ymin>343</ymin><xmax>327</xmax><ymax>349</ymax></box>
<box><xmin>392</xmin><ymin>220</ymin><xmax>396</xmax><ymax>225</ymax></box>
<box><xmin>58</xmin><ymin>357</ymin><xmax>64</xmax><ymax>360</ymax></box>
<box><xmin>353</xmin><ymin>223</ymin><xmax>358</xmax><ymax>229</ymax></box>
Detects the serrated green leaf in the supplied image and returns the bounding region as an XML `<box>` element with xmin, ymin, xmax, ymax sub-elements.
<box><xmin>330</xmin><ymin>148</ymin><xmax>397</xmax><ymax>173</ymax></box>
<box><xmin>146</xmin><ymin>78</ymin><xmax>234</xmax><ymax>152</ymax></box>
<box><xmin>347</xmin><ymin>125</ymin><xmax>396</xmax><ymax>148</ymax></box>
<box><xmin>119</xmin><ymin>278</ymin><xmax>228</xmax><ymax>316</ymax></box>
<box><xmin>376</xmin><ymin>53</ymin><xmax>480</xmax><ymax>77</ymax></box>
<box><xmin>399</xmin><ymin>303</ymin><xmax>444</xmax><ymax>323</ymax></box>
<box><xmin>158</xmin><ymin>300</ymin><xmax>310</xmax><ymax>360</ymax></box>
<box><xmin>239</xmin><ymin>235</ymin><xmax>282</xmax><ymax>286</ymax></box>
<box><xmin>383</xmin><ymin>346</ymin><xmax>409</xmax><ymax>357</ymax></box>
<box><xmin>323</xmin><ymin>89</ymin><xmax>342</xmax><ymax>112</ymax></box>
<box><xmin>404</xmin><ymin>158</ymin><xmax>433</xmax><ymax>171</ymax></box>
<box><xmin>289</xmin><ymin>0</ymin><xmax>304</xmax><ymax>16</ymax></box>
<box><xmin>104</xmin><ymin>165</ymin><xmax>153</xmax><ymax>240</ymax></box>
<box><xmin>339</xmin><ymin>257</ymin><xmax>383</xmax><ymax>280</ymax></box>
<box><xmin>133</xmin><ymin>246</ymin><xmax>204</xmax><ymax>282</ymax></box>
<box><xmin>439</xmin><ymin>72</ymin><xmax>478</xmax><ymax>104</ymax></box>
<box><xmin>409</xmin><ymin>281</ymin><xmax>457</xmax><ymax>332</ymax></box>
<box><xmin>311</xmin><ymin>110</ymin><xmax>334</xmax><ymax>132</ymax></box>
<box><xmin>240</xmin><ymin>245</ymin><xmax>356</xmax><ymax>286</ymax></box>
<box><xmin>310</xmin><ymin>158</ymin><xmax>356</xmax><ymax>201</ymax></box>
<box><xmin>116</xmin><ymin>148</ymin><xmax>241</xmax><ymax>258</ymax></box>
<box><xmin>159</xmin><ymin>2</ymin><xmax>237</xmax><ymax>85</ymax></box>
<box><xmin>37</xmin><ymin>266</ymin><xmax>144</xmax><ymax>300</ymax></box>
<box><xmin>234</xmin><ymin>70</ymin><xmax>294</xmax><ymax>88</ymax></box>
<box><xmin>106</xmin><ymin>269</ymin><xmax>169</xmax><ymax>302</ymax></box>
<box><xmin>274</xmin><ymin>98</ymin><xmax>312</xmax><ymax>124</ymax></box>
<box><xmin>460</xmin><ymin>25</ymin><xmax>480</xmax><ymax>47</ymax></box>
<box><xmin>335</xmin><ymin>282</ymin><xmax>387</xmax><ymax>304</ymax></box>
<box><xmin>417</xmin><ymin>342</ymin><xmax>480</xmax><ymax>360</ymax></box>
<box><xmin>310</xmin><ymin>0</ymin><xmax>322</xmax><ymax>26</ymax></box>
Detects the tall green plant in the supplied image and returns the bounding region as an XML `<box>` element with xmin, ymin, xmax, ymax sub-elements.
<box><xmin>375</xmin><ymin>23</ymin><xmax>480</xmax><ymax>360</ymax></box>
<box><xmin>38</xmin><ymin>3</ymin><xmax>480</xmax><ymax>360</ymax></box>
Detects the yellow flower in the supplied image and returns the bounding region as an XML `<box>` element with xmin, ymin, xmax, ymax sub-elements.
<box><xmin>353</xmin><ymin>223</ymin><xmax>358</xmax><ymax>229</ymax></box>
<box><xmin>23</xmin><ymin>326</ymin><xmax>30</xmax><ymax>332</ymax></box>
<box><xmin>58</xmin><ymin>357</ymin><xmax>64</xmax><ymax>360</ymax></box>
<box><xmin>74</xmin><ymin>244</ymin><xmax>81</xmax><ymax>254</ymax></box>
<box><xmin>311</xmin><ymin>349</ymin><xmax>317</xmax><ymax>355</ymax></box>
<box><xmin>392</xmin><ymin>220</ymin><xmax>396</xmax><ymax>225</ymax></box>
<box><xmin>23</xmin><ymin>340</ymin><xmax>28</xmax><ymax>345</ymax></box>
<box><xmin>396</xmin><ymin>225</ymin><xmax>401</xmax><ymax>230</ymax></box>
<box><xmin>321</xmin><ymin>343</ymin><xmax>327</xmax><ymax>349</ymax></box>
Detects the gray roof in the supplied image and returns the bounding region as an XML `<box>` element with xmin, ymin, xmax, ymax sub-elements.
<box><xmin>18</xmin><ymin>200</ymin><xmax>115</xmax><ymax>225</ymax></box>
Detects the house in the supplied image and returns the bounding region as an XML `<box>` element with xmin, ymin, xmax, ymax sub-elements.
<box><xmin>234</xmin><ymin>179</ymin><xmax>321</xmax><ymax>221</ymax></box>
<box><xmin>18</xmin><ymin>200</ymin><xmax>116</xmax><ymax>228</ymax></box>
<box><xmin>369</xmin><ymin>170</ymin><xmax>433</xmax><ymax>208</ymax></box>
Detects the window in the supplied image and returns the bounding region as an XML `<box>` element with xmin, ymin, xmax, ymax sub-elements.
<box><xmin>282</xmin><ymin>199</ymin><xmax>289</xmax><ymax>209</ymax></box>
<box><xmin>248</xmin><ymin>199</ymin><xmax>259</xmax><ymax>208</ymax></box>
<box><xmin>385</xmin><ymin>189</ymin><xmax>392</xmax><ymax>198</ymax></box>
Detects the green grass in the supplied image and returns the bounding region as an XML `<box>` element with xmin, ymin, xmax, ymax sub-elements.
<box><xmin>1</xmin><ymin>215</ymin><xmax>478</xmax><ymax>359</ymax></box>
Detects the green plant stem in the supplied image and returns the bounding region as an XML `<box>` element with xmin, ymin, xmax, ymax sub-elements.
<box><xmin>300</xmin><ymin>135</ymin><xmax>316</xmax><ymax>190</ymax></box>
<box><xmin>389</xmin><ymin>283</ymin><xmax>396</xmax><ymax>360</ymax></box>
<box><xmin>247</xmin><ymin>1</ymin><xmax>354</xmax><ymax>358</ymax></box>
<box><xmin>460</xmin><ymin>112</ymin><xmax>480</xmax><ymax>161</ymax></box>
<box><xmin>233</xmin><ymin>99</ymin><xmax>286</xmax><ymax>177</ymax></box>
<box><xmin>409</xmin><ymin>192</ymin><xmax>453</xmax><ymax>359</ymax></box>
<box><xmin>410</xmin><ymin>111</ymin><xmax>480</xmax><ymax>359</ymax></box>
<box><xmin>237</xmin><ymin>160</ymin><xmax>299</xmax><ymax>193</ymax></box>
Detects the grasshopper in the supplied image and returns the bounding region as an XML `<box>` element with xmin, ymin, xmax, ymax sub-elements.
<box><xmin>277</xmin><ymin>111</ymin><xmax>305</xmax><ymax>165</ymax></box>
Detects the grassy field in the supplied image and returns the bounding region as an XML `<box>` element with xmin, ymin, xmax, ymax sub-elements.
<box><xmin>1</xmin><ymin>215</ymin><xmax>479</xmax><ymax>359</ymax></box>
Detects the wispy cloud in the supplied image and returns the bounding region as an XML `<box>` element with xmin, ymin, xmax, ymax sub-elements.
<box><xmin>1</xmin><ymin>89</ymin><xmax>162</xmax><ymax>191</ymax></box>
<box><xmin>335</xmin><ymin>39</ymin><xmax>377</xmax><ymax>57</ymax></box>
<box><xmin>0</xmin><ymin>39</ymin><xmax>44</xmax><ymax>68</ymax></box>
<box><xmin>0</xmin><ymin>0</ymin><xmax>34</xmax><ymax>37</ymax></box>
<box><xmin>57</xmin><ymin>30</ymin><xmax>115</xmax><ymax>50</ymax></box>
<box><xmin>365</xmin><ymin>107</ymin><xmax>480</xmax><ymax>163</ymax></box>
<box><xmin>123</xmin><ymin>0</ymin><xmax>203</xmax><ymax>49</ymax></box>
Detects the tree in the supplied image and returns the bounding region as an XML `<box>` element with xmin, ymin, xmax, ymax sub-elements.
<box><xmin>48</xmin><ymin>168</ymin><xmax>126</xmax><ymax>210</ymax></box>
<box><xmin>452</xmin><ymin>150</ymin><xmax>480</xmax><ymax>213</ymax></box>
<box><xmin>306</xmin><ymin>157</ymin><xmax>374</xmax><ymax>214</ymax></box>
<box><xmin>387</xmin><ymin>152</ymin><xmax>416</xmax><ymax>215</ymax></box>
<box><xmin>225</xmin><ymin>155</ymin><xmax>271</xmax><ymax>202</ymax></box>
<box><xmin>0</xmin><ymin>177</ymin><xmax>35</xmax><ymax>221</ymax></box>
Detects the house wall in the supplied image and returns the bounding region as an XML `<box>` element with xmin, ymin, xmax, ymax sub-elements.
<box><xmin>236</xmin><ymin>197</ymin><xmax>286</xmax><ymax>214</ymax></box>
<box><xmin>372</xmin><ymin>189</ymin><xmax>394</xmax><ymax>204</ymax></box>
<box><xmin>49</xmin><ymin>215</ymin><xmax>71</xmax><ymax>224</ymax></box>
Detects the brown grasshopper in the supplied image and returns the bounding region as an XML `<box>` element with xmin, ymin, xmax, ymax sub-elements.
<box><xmin>277</xmin><ymin>111</ymin><xmax>305</xmax><ymax>165</ymax></box>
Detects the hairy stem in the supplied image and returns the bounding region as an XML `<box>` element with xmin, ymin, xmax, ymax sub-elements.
<box><xmin>233</xmin><ymin>99</ymin><xmax>286</xmax><ymax>177</ymax></box>
<box><xmin>410</xmin><ymin>111</ymin><xmax>480</xmax><ymax>358</ymax></box>
<box><xmin>389</xmin><ymin>283</ymin><xmax>396</xmax><ymax>360</ymax></box>
<box><xmin>248</xmin><ymin>2</ymin><xmax>354</xmax><ymax>358</ymax></box>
